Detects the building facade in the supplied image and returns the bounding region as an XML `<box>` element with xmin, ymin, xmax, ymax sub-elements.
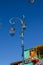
<box><xmin>10</xmin><ymin>44</ymin><xmax>43</xmax><ymax>65</ymax></box>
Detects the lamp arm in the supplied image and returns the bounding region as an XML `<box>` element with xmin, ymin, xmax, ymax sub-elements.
<box><xmin>9</xmin><ymin>17</ymin><xmax>24</xmax><ymax>25</ymax></box>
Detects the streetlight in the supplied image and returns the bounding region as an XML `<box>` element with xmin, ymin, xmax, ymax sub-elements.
<box><xmin>9</xmin><ymin>15</ymin><xmax>26</xmax><ymax>65</ymax></box>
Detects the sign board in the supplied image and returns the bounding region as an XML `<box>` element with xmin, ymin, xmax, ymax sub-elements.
<box><xmin>24</xmin><ymin>49</ymin><xmax>33</xmax><ymax>59</ymax></box>
<box><xmin>24</xmin><ymin>50</ymin><xmax>30</xmax><ymax>59</ymax></box>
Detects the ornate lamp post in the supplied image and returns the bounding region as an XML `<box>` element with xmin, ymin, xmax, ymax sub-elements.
<box><xmin>9</xmin><ymin>15</ymin><xmax>26</xmax><ymax>65</ymax></box>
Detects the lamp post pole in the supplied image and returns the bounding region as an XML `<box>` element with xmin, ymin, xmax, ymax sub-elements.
<box><xmin>9</xmin><ymin>15</ymin><xmax>26</xmax><ymax>65</ymax></box>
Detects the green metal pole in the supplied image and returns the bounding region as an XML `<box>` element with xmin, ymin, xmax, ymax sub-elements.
<box><xmin>21</xmin><ymin>28</ymin><xmax>24</xmax><ymax>65</ymax></box>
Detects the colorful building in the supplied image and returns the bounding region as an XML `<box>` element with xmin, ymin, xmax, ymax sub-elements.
<box><xmin>10</xmin><ymin>44</ymin><xmax>43</xmax><ymax>65</ymax></box>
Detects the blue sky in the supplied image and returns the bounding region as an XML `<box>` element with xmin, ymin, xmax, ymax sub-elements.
<box><xmin>0</xmin><ymin>0</ymin><xmax>43</xmax><ymax>65</ymax></box>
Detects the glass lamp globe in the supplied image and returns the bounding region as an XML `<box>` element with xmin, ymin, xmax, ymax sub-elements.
<box><xmin>9</xmin><ymin>27</ymin><xmax>15</xmax><ymax>36</ymax></box>
<box><xmin>29</xmin><ymin>0</ymin><xmax>34</xmax><ymax>4</ymax></box>
<box><xmin>22</xmin><ymin>23</ymin><xmax>26</xmax><ymax>30</ymax></box>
